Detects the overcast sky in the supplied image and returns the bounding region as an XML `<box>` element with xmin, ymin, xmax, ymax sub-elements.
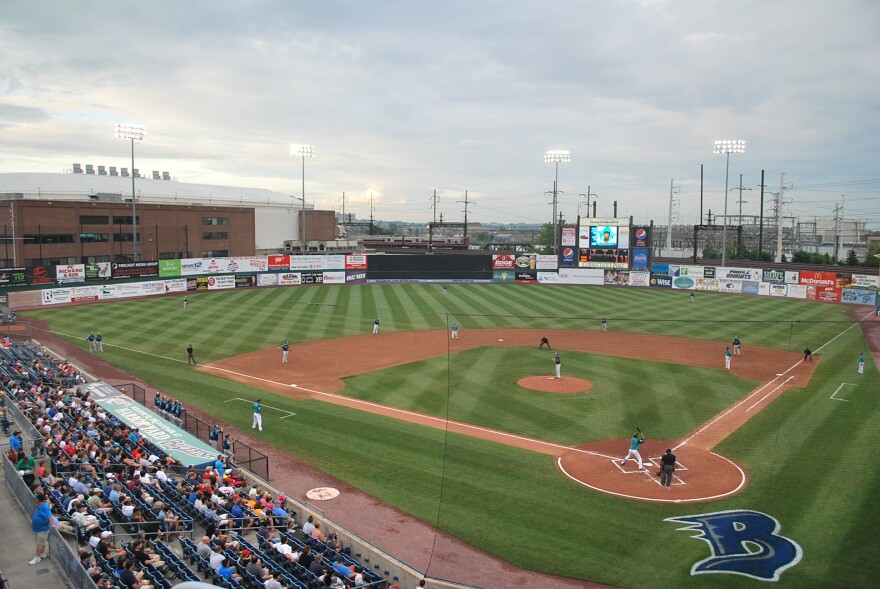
<box><xmin>1</xmin><ymin>1</ymin><xmax>878</xmax><ymax>229</ymax></box>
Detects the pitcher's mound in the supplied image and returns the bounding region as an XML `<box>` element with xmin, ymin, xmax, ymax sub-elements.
<box><xmin>517</xmin><ymin>376</ymin><xmax>592</xmax><ymax>393</ymax></box>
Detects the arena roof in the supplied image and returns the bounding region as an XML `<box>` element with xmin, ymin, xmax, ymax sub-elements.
<box><xmin>0</xmin><ymin>172</ymin><xmax>306</xmax><ymax>209</ymax></box>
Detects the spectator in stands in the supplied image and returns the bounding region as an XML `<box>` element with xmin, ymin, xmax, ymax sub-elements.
<box><xmin>217</xmin><ymin>557</ymin><xmax>242</xmax><ymax>582</ymax></box>
<box><xmin>311</xmin><ymin>521</ymin><xmax>327</xmax><ymax>543</ymax></box>
<box><xmin>96</xmin><ymin>530</ymin><xmax>126</xmax><ymax>562</ymax></box>
<box><xmin>130</xmin><ymin>538</ymin><xmax>165</xmax><ymax>570</ymax></box>
<box><xmin>264</xmin><ymin>570</ymin><xmax>286</xmax><ymax>589</ymax></box>
<box><xmin>309</xmin><ymin>551</ymin><xmax>325</xmax><ymax>576</ymax></box>
<box><xmin>10</xmin><ymin>430</ymin><xmax>23</xmax><ymax>454</ymax></box>
<box><xmin>88</xmin><ymin>527</ymin><xmax>103</xmax><ymax>549</ymax></box>
<box><xmin>302</xmin><ymin>514</ymin><xmax>315</xmax><ymax>537</ymax></box>
<box><xmin>209</xmin><ymin>544</ymin><xmax>226</xmax><ymax>571</ymax></box>
<box><xmin>274</xmin><ymin>535</ymin><xmax>295</xmax><ymax>560</ymax></box>
<box><xmin>87</xmin><ymin>487</ymin><xmax>113</xmax><ymax>514</ymax></box>
<box><xmin>119</xmin><ymin>558</ymin><xmax>153</xmax><ymax>589</ymax></box>
<box><xmin>196</xmin><ymin>536</ymin><xmax>213</xmax><ymax>559</ymax></box>
<box><xmin>119</xmin><ymin>496</ymin><xmax>135</xmax><ymax>518</ymax></box>
<box><xmin>352</xmin><ymin>566</ymin><xmax>366</xmax><ymax>587</ymax></box>
<box><xmin>245</xmin><ymin>553</ymin><xmax>271</xmax><ymax>580</ymax></box>
<box><xmin>321</xmin><ymin>572</ymin><xmax>346</xmax><ymax>589</ymax></box>
<box><xmin>29</xmin><ymin>492</ymin><xmax>52</xmax><ymax>565</ymax></box>
<box><xmin>297</xmin><ymin>545</ymin><xmax>314</xmax><ymax>570</ymax></box>
<box><xmin>332</xmin><ymin>555</ymin><xmax>355</xmax><ymax>580</ymax></box>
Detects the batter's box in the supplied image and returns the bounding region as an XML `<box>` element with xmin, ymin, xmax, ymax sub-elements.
<box><xmin>646</xmin><ymin>456</ymin><xmax>689</xmax><ymax>472</ymax></box>
<box><xmin>611</xmin><ymin>459</ymin><xmax>652</xmax><ymax>474</ymax></box>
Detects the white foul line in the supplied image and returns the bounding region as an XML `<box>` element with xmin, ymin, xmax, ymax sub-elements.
<box><xmin>222</xmin><ymin>396</ymin><xmax>296</xmax><ymax>418</ymax></box>
<box><xmin>830</xmin><ymin>383</ymin><xmax>854</xmax><ymax>402</ymax></box>
<box><xmin>745</xmin><ymin>376</ymin><xmax>794</xmax><ymax>412</ymax></box>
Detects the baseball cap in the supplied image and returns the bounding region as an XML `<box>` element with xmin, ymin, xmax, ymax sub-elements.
<box><xmin>100</xmin><ymin>531</ymin><xmax>112</xmax><ymax>538</ymax></box>
<box><xmin>35</xmin><ymin>492</ymin><xmax>46</xmax><ymax>501</ymax></box>
<box><xmin>241</xmin><ymin>550</ymin><xmax>251</xmax><ymax>556</ymax></box>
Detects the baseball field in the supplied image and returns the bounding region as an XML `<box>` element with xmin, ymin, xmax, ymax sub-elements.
<box><xmin>27</xmin><ymin>283</ymin><xmax>880</xmax><ymax>588</ymax></box>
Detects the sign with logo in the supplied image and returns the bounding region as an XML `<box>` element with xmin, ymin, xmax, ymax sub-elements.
<box><xmin>617</xmin><ymin>226</ymin><xmax>630</xmax><ymax>250</ymax></box>
<box><xmin>652</xmin><ymin>262</ymin><xmax>670</xmax><ymax>275</ymax></box>
<box><xmin>718</xmin><ymin>279</ymin><xmax>743</xmax><ymax>293</ymax></box>
<box><xmin>649</xmin><ymin>274</ymin><xmax>672</xmax><ymax>288</ymax></box>
<box><xmin>841</xmin><ymin>288</ymin><xmax>875</xmax><ymax>305</ymax></box>
<box><xmin>784</xmin><ymin>270</ymin><xmax>800</xmax><ymax>284</ymax></box>
<box><xmin>300</xmin><ymin>271</ymin><xmax>324</xmax><ymax>285</ymax></box>
<box><xmin>0</xmin><ymin>267</ymin><xmax>27</xmax><ymax>288</ymax></box>
<box><xmin>672</xmin><ymin>265</ymin><xmax>703</xmax><ymax>277</ymax></box>
<box><xmin>673</xmin><ymin>275</ymin><xmax>696</xmax><ymax>289</ymax></box>
<box><xmin>537</xmin><ymin>272</ymin><xmax>559</xmax><ymax>284</ymax></box>
<box><xmin>112</xmin><ymin>261</ymin><xmax>159</xmax><ymax>278</ymax></box>
<box><xmin>703</xmin><ymin>266</ymin><xmax>716</xmax><ymax>279</ymax></box>
<box><xmin>851</xmin><ymin>274</ymin><xmax>878</xmax><ymax>289</ymax></box>
<box><xmin>344</xmin><ymin>271</ymin><xmax>367</xmax><ymax>284</ymax></box>
<box><xmin>742</xmin><ymin>281</ymin><xmax>760</xmax><ymax>295</ymax></box>
<box><xmin>632</xmin><ymin>226</ymin><xmax>650</xmax><ymax>248</ymax></box>
<box><xmin>27</xmin><ymin>265</ymin><xmax>55</xmax><ymax>285</ymax></box>
<box><xmin>278</xmin><ymin>273</ymin><xmax>302</xmax><ymax>286</ymax></box>
<box><xmin>267</xmin><ymin>255</ymin><xmax>290</xmax><ymax>271</ymax></box>
<box><xmin>799</xmin><ymin>271</ymin><xmax>836</xmax><ymax>287</ymax></box>
<box><xmin>493</xmin><ymin>270</ymin><xmax>516</xmax><ymax>283</ymax></box>
<box><xmin>767</xmin><ymin>283</ymin><xmax>788</xmax><ymax>297</ymax></box>
<box><xmin>715</xmin><ymin>267</ymin><xmax>760</xmax><ymax>281</ymax></box>
<box><xmin>762</xmin><ymin>269</ymin><xmax>785</xmax><ymax>283</ymax></box>
<box><xmin>56</xmin><ymin>264</ymin><xmax>86</xmax><ymax>284</ymax></box>
<box><xmin>258</xmin><ymin>273</ymin><xmax>278</xmax><ymax>286</ymax></box>
<box><xmin>631</xmin><ymin>247</ymin><xmax>649</xmax><ymax>270</ymax></box>
<box><xmin>323</xmin><ymin>255</ymin><xmax>346</xmax><ymax>270</ymax></box>
<box><xmin>536</xmin><ymin>254</ymin><xmax>558</xmax><ymax>270</ymax></box>
<box><xmin>835</xmin><ymin>273</ymin><xmax>853</xmax><ymax>289</ymax></box>
<box><xmin>492</xmin><ymin>254</ymin><xmax>516</xmax><ymax>270</ymax></box>
<box><xmin>666</xmin><ymin>510</ymin><xmax>802</xmax><ymax>581</ymax></box>
<box><xmin>345</xmin><ymin>255</ymin><xmax>368</xmax><ymax>270</ymax></box>
<box><xmin>561</xmin><ymin>247</ymin><xmax>576</xmax><ymax>267</ymax></box>
<box><xmin>234</xmin><ymin>275</ymin><xmax>257</xmax><ymax>288</ymax></box>
<box><xmin>560</xmin><ymin>225</ymin><xmax>577</xmax><ymax>247</ymax></box>
<box><xmin>628</xmin><ymin>271</ymin><xmax>650</xmax><ymax>287</ymax></box>
<box><xmin>85</xmin><ymin>262</ymin><xmax>112</xmax><ymax>281</ymax></box>
<box><xmin>695</xmin><ymin>278</ymin><xmax>718</xmax><ymax>291</ymax></box>
<box><xmin>290</xmin><ymin>255</ymin><xmax>324</xmax><ymax>271</ymax></box>
<box><xmin>515</xmin><ymin>254</ymin><xmax>537</xmax><ymax>270</ymax></box>
<box><xmin>158</xmin><ymin>259</ymin><xmax>181</xmax><ymax>277</ymax></box>
<box><xmin>557</xmin><ymin>268</ymin><xmax>604</xmax><ymax>285</ymax></box>
<box><xmin>515</xmin><ymin>271</ymin><xmax>537</xmax><ymax>283</ymax></box>
<box><xmin>322</xmin><ymin>271</ymin><xmax>345</xmax><ymax>284</ymax></box>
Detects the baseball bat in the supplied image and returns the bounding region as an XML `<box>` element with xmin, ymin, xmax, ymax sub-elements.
<box><xmin>635</xmin><ymin>426</ymin><xmax>642</xmax><ymax>435</ymax></box>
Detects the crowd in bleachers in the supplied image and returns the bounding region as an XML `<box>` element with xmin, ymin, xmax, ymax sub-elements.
<box><xmin>1</xmin><ymin>341</ymin><xmax>387</xmax><ymax>589</ymax></box>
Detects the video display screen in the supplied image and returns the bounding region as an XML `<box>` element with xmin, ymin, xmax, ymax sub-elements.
<box><xmin>590</xmin><ymin>226</ymin><xmax>618</xmax><ymax>247</ymax></box>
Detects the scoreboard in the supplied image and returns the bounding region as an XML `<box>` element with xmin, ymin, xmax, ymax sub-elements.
<box><xmin>578</xmin><ymin>217</ymin><xmax>630</xmax><ymax>269</ymax></box>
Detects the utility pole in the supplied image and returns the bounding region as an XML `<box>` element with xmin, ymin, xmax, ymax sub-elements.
<box><xmin>457</xmin><ymin>190</ymin><xmax>471</xmax><ymax>245</ymax></box>
<box><xmin>758</xmin><ymin>170</ymin><xmax>765</xmax><ymax>261</ymax></box>
<box><xmin>833</xmin><ymin>201</ymin><xmax>843</xmax><ymax>262</ymax></box>
<box><xmin>735</xmin><ymin>174</ymin><xmax>752</xmax><ymax>226</ymax></box>
<box><xmin>667</xmin><ymin>179</ymin><xmax>676</xmax><ymax>257</ymax></box>
<box><xmin>775</xmin><ymin>173</ymin><xmax>785</xmax><ymax>263</ymax></box>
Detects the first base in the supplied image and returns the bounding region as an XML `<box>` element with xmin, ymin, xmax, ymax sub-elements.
<box><xmin>498</xmin><ymin>338</ymin><xmax>504</xmax><ymax>341</ymax></box>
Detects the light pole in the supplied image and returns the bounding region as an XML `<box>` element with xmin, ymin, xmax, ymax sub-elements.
<box><xmin>544</xmin><ymin>149</ymin><xmax>570</xmax><ymax>254</ymax></box>
<box><xmin>290</xmin><ymin>144</ymin><xmax>315</xmax><ymax>252</ymax></box>
<box><xmin>115</xmin><ymin>123</ymin><xmax>145</xmax><ymax>261</ymax></box>
<box><xmin>713</xmin><ymin>139</ymin><xmax>745</xmax><ymax>267</ymax></box>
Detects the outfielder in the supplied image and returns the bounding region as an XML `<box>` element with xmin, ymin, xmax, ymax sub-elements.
<box><xmin>372</xmin><ymin>317</ymin><xmax>380</xmax><ymax>335</ymax></box>
<box><xmin>87</xmin><ymin>332</ymin><xmax>97</xmax><ymax>352</ymax></box>
<box><xmin>451</xmin><ymin>324</ymin><xmax>459</xmax><ymax>339</ymax></box>
<box><xmin>281</xmin><ymin>341</ymin><xmax>289</xmax><ymax>364</ymax></box>
<box><xmin>858</xmin><ymin>352</ymin><xmax>865</xmax><ymax>374</ymax></box>
<box><xmin>620</xmin><ymin>432</ymin><xmax>646</xmax><ymax>470</ymax></box>
<box><xmin>732</xmin><ymin>336</ymin><xmax>741</xmax><ymax>356</ymax></box>
<box><xmin>725</xmin><ymin>346</ymin><xmax>732</xmax><ymax>369</ymax></box>
<box><xmin>601</xmin><ymin>316</ymin><xmax>607</xmax><ymax>332</ymax></box>
<box><xmin>96</xmin><ymin>332</ymin><xmax>104</xmax><ymax>352</ymax></box>
<box><xmin>252</xmin><ymin>398</ymin><xmax>263</xmax><ymax>431</ymax></box>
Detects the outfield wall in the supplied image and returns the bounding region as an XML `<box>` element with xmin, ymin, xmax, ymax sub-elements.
<box><xmin>3</xmin><ymin>253</ymin><xmax>878</xmax><ymax>310</ymax></box>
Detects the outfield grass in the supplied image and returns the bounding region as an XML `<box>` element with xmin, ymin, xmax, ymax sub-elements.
<box><xmin>27</xmin><ymin>284</ymin><xmax>880</xmax><ymax>588</ymax></box>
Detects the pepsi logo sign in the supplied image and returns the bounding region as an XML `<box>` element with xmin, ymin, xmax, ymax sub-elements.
<box><xmin>635</xmin><ymin>228</ymin><xmax>647</xmax><ymax>241</ymax></box>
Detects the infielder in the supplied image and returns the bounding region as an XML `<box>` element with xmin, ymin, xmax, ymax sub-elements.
<box><xmin>858</xmin><ymin>352</ymin><xmax>865</xmax><ymax>374</ymax></box>
<box><xmin>87</xmin><ymin>332</ymin><xmax>97</xmax><ymax>352</ymax></box>
<box><xmin>620</xmin><ymin>432</ymin><xmax>646</xmax><ymax>470</ymax></box>
<box><xmin>601</xmin><ymin>316</ymin><xmax>607</xmax><ymax>333</ymax></box>
<box><xmin>281</xmin><ymin>341</ymin><xmax>289</xmax><ymax>364</ymax></box>
<box><xmin>96</xmin><ymin>333</ymin><xmax>104</xmax><ymax>352</ymax></box>
<box><xmin>725</xmin><ymin>346</ymin><xmax>732</xmax><ymax>370</ymax></box>
<box><xmin>252</xmin><ymin>399</ymin><xmax>263</xmax><ymax>431</ymax></box>
<box><xmin>553</xmin><ymin>352</ymin><xmax>561</xmax><ymax>379</ymax></box>
<box><xmin>732</xmin><ymin>336</ymin><xmax>741</xmax><ymax>356</ymax></box>
<box><xmin>451</xmin><ymin>324</ymin><xmax>459</xmax><ymax>339</ymax></box>
<box><xmin>372</xmin><ymin>317</ymin><xmax>380</xmax><ymax>335</ymax></box>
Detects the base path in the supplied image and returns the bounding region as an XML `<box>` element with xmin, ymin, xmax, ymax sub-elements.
<box><xmin>207</xmin><ymin>328</ymin><xmax>817</xmax><ymax>503</ymax></box>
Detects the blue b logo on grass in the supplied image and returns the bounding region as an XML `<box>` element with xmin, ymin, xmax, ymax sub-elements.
<box><xmin>666</xmin><ymin>510</ymin><xmax>803</xmax><ymax>581</ymax></box>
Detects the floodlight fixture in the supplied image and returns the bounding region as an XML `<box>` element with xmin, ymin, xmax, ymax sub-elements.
<box><xmin>290</xmin><ymin>144</ymin><xmax>316</xmax><ymax>251</ymax></box>
<box><xmin>713</xmin><ymin>139</ymin><xmax>746</xmax><ymax>268</ymax></box>
<box><xmin>115</xmin><ymin>123</ymin><xmax>146</xmax><ymax>261</ymax></box>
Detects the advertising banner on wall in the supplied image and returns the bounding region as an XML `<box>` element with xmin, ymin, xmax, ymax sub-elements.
<box><xmin>835</xmin><ymin>273</ymin><xmax>853</xmax><ymax>289</ymax></box>
<box><xmin>514</xmin><ymin>254</ymin><xmax>537</xmax><ymax>271</ymax></box>
<box><xmin>493</xmin><ymin>270</ymin><xmax>516</xmax><ymax>283</ymax></box>
<box><xmin>257</xmin><ymin>273</ymin><xmax>278</xmax><ymax>286</ymax></box>
<box><xmin>345</xmin><ymin>255</ymin><xmax>368</xmax><ymax>270</ymax></box>
<box><xmin>226</xmin><ymin>257</ymin><xmax>268</xmax><ymax>273</ymax></box>
<box><xmin>492</xmin><ymin>254</ymin><xmax>516</xmax><ymax>270</ymax></box>
<box><xmin>278</xmin><ymin>273</ymin><xmax>302</xmax><ymax>286</ymax></box>
<box><xmin>267</xmin><ymin>255</ymin><xmax>290</xmax><ymax>271</ymax></box>
<box><xmin>851</xmin><ymin>274</ymin><xmax>878</xmax><ymax>289</ymax></box>
<box><xmin>787</xmin><ymin>284</ymin><xmax>807</xmax><ymax>299</ymax></box>
<box><xmin>703</xmin><ymin>266</ymin><xmax>716</xmax><ymax>278</ymax></box>
<box><xmin>841</xmin><ymin>288</ymin><xmax>876</xmax><ymax>305</ymax></box>
<box><xmin>158</xmin><ymin>259</ymin><xmax>181</xmax><ymax>277</ymax></box>
<box><xmin>671</xmin><ymin>274</ymin><xmax>696</xmax><ymax>289</ymax></box>
<box><xmin>718</xmin><ymin>279</ymin><xmax>743</xmax><ymax>293</ymax></box>
<box><xmin>55</xmin><ymin>264</ymin><xmax>86</xmax><ymax>284</ymax></box>
<box><xmin>628</xmin><ymin>271</ymin><xmax>650</xmax><ymax>287</ymax></box>
<box><xmin>235</xmin><ymin>275</ymin><xmax>257</xmax><ymax>288</ymax></box>
<box><xmin>345</xmin><ymin>271</ymin><xmax>367</xmax><ymax>284</ymax></box>
<box><xmin>560</xmin><ymin>246</ymin><xmax>577</xmax><ymax>267</ymax></box>
<box><xmin>652</xmin><ymin>263</ymin><xmax>670</xmax><ymax>275</ymax></box>
<box><xmin>322</xmin><ymin>271</ymin><xmax>346</xmax><ymax>284</ymax></box>
<box><xmin>799</xmin><ymin>271</ymin><xmax>836</xmax><ymax>288</ymax></box>
<box><xmin>715</xmin><ymin>267</ymin><xmax>762</xmax><ymax>281</ymax></box>
<box><xmin>631</xmin><ymin>247</ymin><xmax>649</xmax><ymax>270</ymax></box>
<box><xmin>84</xmin><ymin>262</ymin><xmax>112</xmax><ymax>281</ymax></box>
<box><xmin>560</xmin><ymin>225</ymin><xmax>577</xmax><ymax>247</ymax></box>
<box><xmin>300</xmin><ymin>271</ymin><xmax>324</xmax><ymax>285</ymax></box>
<box><xmin>557</xmin><ymin>268</ymin><xmax>604</xmax><ymax>285</ymax></box>
<box><xmin>604</xmin><ymin>270</ymin><xmax>629</xmax><ymax>285</ymax></box>
<box><xmin>617</xmin><ymin>227</ymin><xmax>630</xmax><ymax>249</ymax></box>
<box><xmin>742</xmin><ymin>281</ymin><xmax>760</xmax><ymax>295</ymax></box>
<box><xmin>536</xmin><ymin>255</ymin><xmax>558</xmax><ymax>270</ymax></box>
<box><xmin>0</xmin><ymin>267</ymin><xmax>27</xmax><ymax>288</ymax></box>
<box><xmin>632</xmin><ymin>226</ymin><xmax>651</xmax><ymax>248</ymax></box>
<box><xmin>112</xmin><ymin>261</ymin><xmax>159</xmax><ymax>278</ymax></box>
<box><xmin>649</xmin><ymin>274</ymin><xmax>672</xmax><ymax>288</ymax></box>
<box><xmin>763</xmin><ymin>282</ymin><xmax>788</xmax><ymax>297</ymax></box>
<box><xmin>26</xmin><ymin>265</ymin><xmax>55</xmax><ymax>286</ymax></box>
<box><xmin>762</xmin><ymin>269</ymin><xmax>786</xmax><ymax>283</ymax></box>
<box><xmin>806</xmin><ymin>285</ymin><xmax>841</xmax><ymax>302</ymax></box>
<box><xmin>290</xmin><ymin>256</ymin><xmax>324</xmax><ymax>271</ymax></box>
<box><xmin>696</xmin><ymin>278</ymin><xmax>718</xmax><ymax>291</ymax></box>
<box><xmin>671</xmin><ymin>265</ymin><xmax>704</xmax><ymax>278</ymax></box>
<box><xmin>515</xmin><ymin>271</ymin><xmax>537</xmax><ymax>283</ymax></box>
<box><xmin>785</xmin><ymin>271</ymin><xmax>800</xmax><ymax>284</ymax></box>
<box><xmin>323</xmin><ymin>255</ymin><xmax>346</xmax><ymax>270</ymax></box>
<box><xmin>537</xmin><ymin>272</ymin><xmax>559</xmax><ymax>284</ymax></box>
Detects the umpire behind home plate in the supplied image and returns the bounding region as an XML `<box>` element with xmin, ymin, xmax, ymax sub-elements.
<box><xmin>659</xmin><ymin>448</ymin><xmax>677</xmax><ymax>487</ymax></box>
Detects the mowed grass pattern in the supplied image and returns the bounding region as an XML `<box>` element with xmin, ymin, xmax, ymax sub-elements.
<box><xmin>27</xmin><ymin>284</ymin><xmax>880</xmax><ymax>588</ymax></box>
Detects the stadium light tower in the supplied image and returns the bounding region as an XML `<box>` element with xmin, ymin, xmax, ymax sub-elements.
<box><xmin>115</xmin><ymin>123</ymin><xmax>145</xmax><ymax>261</ymax></box>
<box><xmin>544</xmin><ymin>149</ymin><xmax>570</xmax><ymax>255</ymax></box>
<box><xmin>290</xmin><ymin>144</ymin><xmax>315</xmax><ymax>252</ymax></box>
<box><xmin>713</xmin><ymin>139</ymin><xmax>745</xmax><ymax>268</ymax></box>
